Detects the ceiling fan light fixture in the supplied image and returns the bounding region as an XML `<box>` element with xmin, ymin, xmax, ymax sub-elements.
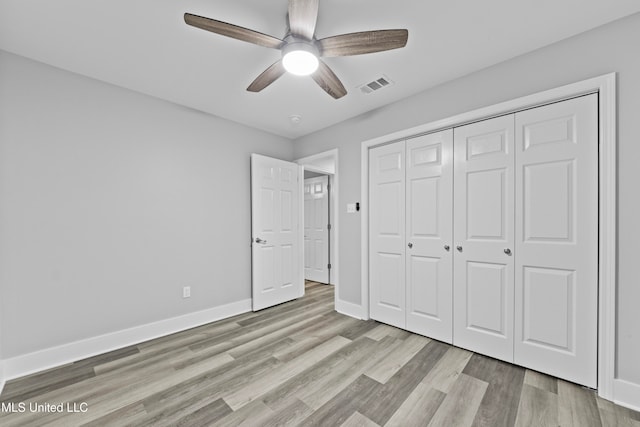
<box><xmin>184</xmin><ymin>2</ymin><xmax>408</xmax><ymax>99</ymax></box>
<box><xmin>282</xmin><ymin>42</ymin><xmax>319</xmax><ymax>76</ymax></box>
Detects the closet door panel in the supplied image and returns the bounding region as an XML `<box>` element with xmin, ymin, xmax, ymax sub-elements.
<box><xmin>406</xmin><ymin>130</ymin><xmax>454</xmax><ymax>343</ymax></box>
<box><xmin>466</xmin><ymin>261</ymin><xmax>508</xmax><ymax>336</ymax></box>
<box><xmin>453</xmin><ymin>115</ymin><xmax>515</xmax><ymax>362</ymax></box>
<box><xmin>466</xmin><ymin>169</ymin><xmax>507</xmax><ymax>240</ymax></box>
<box><xmin>514</xmin><ymin>94</ymin><xmax>598</xmax><ymax>388</ymax></box>
<box><xmin>369</xmin><ymin>141</ymin><xmax>406</xmax><ymax>328</ymax></box>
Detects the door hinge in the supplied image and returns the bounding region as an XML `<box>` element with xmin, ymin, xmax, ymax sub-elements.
<box><xmin>327</xmin><ymin>263</ymin><xmax>332</xmax><ymax>269</ymax></box>
<box><xmin>327</xmin><ymin>224</ymin><xmax>332</xmax><ymax>230</ymax></box>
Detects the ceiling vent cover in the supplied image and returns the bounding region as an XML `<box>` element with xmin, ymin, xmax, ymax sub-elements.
<box><xmin>358</xmin><ymin>75</ymin><xmax>394</xmax><ymax>94</ymax></box>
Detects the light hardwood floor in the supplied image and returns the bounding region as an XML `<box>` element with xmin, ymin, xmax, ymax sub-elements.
<box><xmin>1</xmin><ymin>281</ymin><xmax>638</xmax><ymax>426</ymax></box>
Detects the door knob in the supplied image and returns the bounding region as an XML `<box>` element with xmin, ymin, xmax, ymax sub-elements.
<box><xmin>504</xmin><ymin>248</ymin><xmax>512</xmax><ymax>255</ymax></box>
<box><xmin>255</xmin><ymin>238</ymin><xmax>267</xmax><ymax>244</ymax></box>
<box><xmin>444</xmin><ymin>245</ymin><xmax>450</xmax><ymax>251</ymax></box>
<box><xmin>408</xmin><ymin>242</ymin><xmax>413</xmax><ymax>248</ymax></box>
<box><xmin>456</xmin><ymin>246</ymin><xmax>463</xmax><ymax>252</ymax></box>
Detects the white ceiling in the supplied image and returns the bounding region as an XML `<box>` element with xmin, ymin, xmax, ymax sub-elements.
<box><xmin>1</xmin><ymin>1</ymin><xmax>639</xmax><ymax>139</ymax></box>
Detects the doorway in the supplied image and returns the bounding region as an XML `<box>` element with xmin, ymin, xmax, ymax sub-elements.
<box><xmin>296</xmin><ymin>149</ymin><xmax>339</xmax><ymax>304</ymax></box>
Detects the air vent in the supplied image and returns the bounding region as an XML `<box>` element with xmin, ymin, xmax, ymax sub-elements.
<box><xmin>358</xmin><ymin>75</ymin><xmax>394</xmax><ymax>94</ymax></box>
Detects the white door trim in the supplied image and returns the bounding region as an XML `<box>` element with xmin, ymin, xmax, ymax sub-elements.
<box><xmin>296</xmin><ymin>149</ymin><xmax>339</xmax><ymax>300</ymax></box>
<box><xmin>360</xmin><ymin>73</ymin><xmax>616</xmax><ymax>400</ymax></box>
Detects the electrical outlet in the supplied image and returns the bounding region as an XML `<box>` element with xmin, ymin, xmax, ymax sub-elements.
<box><xmin>183</xmin><ymin>286</ymin><xmax>191</xmax><ymax>298</ymax></box>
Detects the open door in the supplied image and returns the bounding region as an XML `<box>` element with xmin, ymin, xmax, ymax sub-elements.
<box><xmin>251</xmin><ymin>154</ymin><xmax>303</xmax><ymax>311</ymax></box>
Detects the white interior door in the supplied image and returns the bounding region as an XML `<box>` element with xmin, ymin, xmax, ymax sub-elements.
<box><xmin>369</xmin><ymin>141</ymin><xmax>406</xmax><ymax>328</ymax></box>
<box><xmin>251</xmin><ymin>154</ymin><xmax>303</xmax><ymax>311</ymax></box>
<box><xmin>405</xmin><ymin>130</ymin><xmax>454</xmax><ymax>343</ymax></box>
<box><xmin>514</xmin><ymin>95</ymin><xmax>598</xmax><ymax>387</ymax></box>
<box><xmin>453</xmin><ymin>115</ymin><xmax>515</xmax><ymax>362</ymax></box>
<box><xmin>304</xmin><ymin>175</ymin><xmax>329</xmax><ymax>283</ymax></box>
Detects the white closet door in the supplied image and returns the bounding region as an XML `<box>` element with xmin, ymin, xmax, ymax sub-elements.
<box><xmin>369</xmin><ymin>141</ymin><xmax>406</xmax><ymax>328</ymax></box>
<box><xmin>453</xmin><ymin>115</ymin><xmax>515</xmax><ymax>362</ymax></box>
<box><xmin>514</xmin><ymin>95</ymin><xmax>598</xmax><ymax>387</ymax></box>
<box><xmin>405</xmin><ymin>130</ymin><xmax>454</xmax><ymax>343</ymax></box>
<box><xmin>304</xmin><ymin>176</ymin><xmax>329</xmax><ymax>283</ymax></box>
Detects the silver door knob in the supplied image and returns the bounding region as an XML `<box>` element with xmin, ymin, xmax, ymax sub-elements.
<box><xmin>408</xmin><ymin>242</ymin><xmax>413</xmax><ymax>248</ymax></box>
<box><xmin>255</xmin><ymin>238</ymin><xmax>267</xmax><ymax>244</ymax></box>
<box><xmin>504</xmin><ymin>248</ymin><xmax>512</xmax><ymax>255</ymax></box>
<box><xmin>444</xmin><ymin>245</ymin><xmax>450</xmax><ymax>251</ymax></box>
<box><xmin>456</xmin><ymin>246</ymin><xmax>463</xmax><ymax>252</ymax></box>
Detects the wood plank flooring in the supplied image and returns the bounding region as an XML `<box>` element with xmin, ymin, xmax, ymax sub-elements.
<box><xmin>1</xmin><ymin>281</ymin><xmax>638</xmax><ymax>426</ymax></box>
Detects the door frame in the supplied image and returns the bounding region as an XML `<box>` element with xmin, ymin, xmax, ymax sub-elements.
<box><xmin>296</xmin><ymin>149</ymin><xmax>339</xmax><ymax>298</ymax></box>
<box><xmin>360</xmin><ymin>73</ymin><xmax>616</xmax><ymax>400</ymax></box>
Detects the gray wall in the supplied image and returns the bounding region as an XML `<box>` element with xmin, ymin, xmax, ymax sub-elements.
<box><xmin>0</xmin><ymin>51</ymin><xmax>293</xmax><ymax>358</ymax></box>
<box><xmin>293</xmin><ymin>13</ymin><xmax>640</xmax><ymax>384</ymax></box>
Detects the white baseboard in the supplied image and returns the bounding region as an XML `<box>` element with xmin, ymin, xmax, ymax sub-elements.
<box><xmin>613</xmin><ymin>378</ymin><xmax>640</xmax><ymax>412</ymax></box>
<box><xmin>2</xmin><ymin>299</ymin><xmax>251</xmax><ymax>382</ymax></box>
<box><xmin>0</xmin><ymin>359</ymin><xmax>5</xmax><ymax>395</ymax></box>
<box><xmin>335</xmin><ymin>298</ymin><xmax>367</xmax><ymax>320</ymax></box>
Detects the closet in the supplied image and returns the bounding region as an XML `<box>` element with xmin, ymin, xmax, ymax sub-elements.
<box><xmin>369</xmin><ymin>94</ymin><xmax>598</xmax><ymax>387</ymax></box>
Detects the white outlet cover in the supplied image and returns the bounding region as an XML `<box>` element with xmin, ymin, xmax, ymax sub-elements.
<box><xmin>183</xmin><ymin>286</ymin><xmax>191</xmax><ymax>298</ymax></box>
<box><xmin>347</xmin><ymin>203</ymin><xmax>356</xmax><ymax>213</ymax></box>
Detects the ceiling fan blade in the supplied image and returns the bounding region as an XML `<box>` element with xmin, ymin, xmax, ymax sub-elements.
<box><xmin>184</xmin><ymin>13</ymin><xmax>283</xmax><ymax>49</ymax></box>
<box><xmin>247</xmin><ymin>60</ymin><xmax>286</xmax><ymax>92</ymax></box>
<box><xmin>318</xmin><ymin>29</ymin><xmax>408</xmax><ymax>57</ymax></box>
<box><xmin>288</xmin><ymin>0</ymin><xmax>319</xmax><ymax>40</ymax></box>
<box><xmin>311</xmin><ymin>60</ymin><xmax>347</xmax><ymax>99</ymax></box>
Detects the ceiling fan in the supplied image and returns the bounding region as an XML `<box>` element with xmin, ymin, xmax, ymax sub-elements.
<box><xmin>184</xmin><ymin>0</ymin><xmax>408</xmax><ymax>99</ymax></box>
